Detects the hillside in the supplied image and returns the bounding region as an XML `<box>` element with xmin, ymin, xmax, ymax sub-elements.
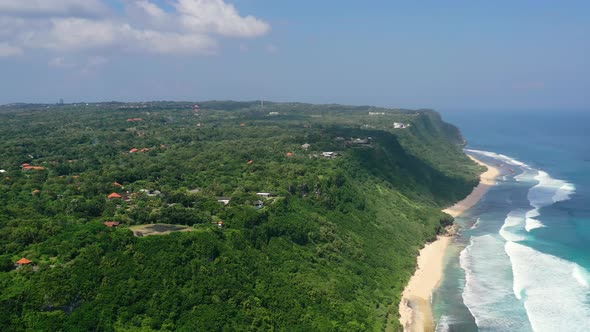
<box><xmin>0</xmin><ymin>101</ymin><xmax>481</xmax><ymax>331</ymax></box>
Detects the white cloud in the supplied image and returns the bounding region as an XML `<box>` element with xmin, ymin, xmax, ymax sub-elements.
<box><xmin>0</xmin><ymin>0</ymin><xmax>108</xmax><ymax>17</ymax></box>
<box><xmin>175</xmin><ymin>0</ymin><xmax>270</xmax><ymax>37</ymax></box>
<box><xmin>0</xmin><ymin>42</ymin><xmax>22</xmax><ymax>56</ymax></box>
<box><xmin>0</xmin><ymin>0</ymin><xmax>270</xmax><ymax>56</ymax></box>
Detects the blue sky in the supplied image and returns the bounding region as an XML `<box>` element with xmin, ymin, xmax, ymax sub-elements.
<box><xmin>0</xmin><ymin>0</ymin><xmax>588</xmax><ymax>110</ymax></box>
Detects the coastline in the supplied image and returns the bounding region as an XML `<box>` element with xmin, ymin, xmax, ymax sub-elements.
<box><xmin>398</xmin><ymin>154</ymin><xmax>501</xmax><ymax>332</ymax></box>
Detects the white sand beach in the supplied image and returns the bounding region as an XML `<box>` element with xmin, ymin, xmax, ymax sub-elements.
<box><xmin>399</xmin><ymin>155</ymin><xmax>501</xmax><ymax>332</ymax></box>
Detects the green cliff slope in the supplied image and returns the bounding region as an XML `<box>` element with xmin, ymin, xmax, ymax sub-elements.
<box><xmin>0</xmin><ymin>102</ymin><xmax>480</xmax><ymax>331</ymax></box>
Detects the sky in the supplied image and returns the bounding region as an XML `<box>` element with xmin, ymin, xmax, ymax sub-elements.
<box><xmin>0</xmin><ymin>0</ymin><xmax>589</xmax><ymax>111</ymax></box>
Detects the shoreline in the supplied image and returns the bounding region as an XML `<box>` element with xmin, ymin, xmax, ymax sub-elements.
<box><xmin>398</xmin><ymin>154</ymin><xmax>501</xmax><ymax>332</ymax></box>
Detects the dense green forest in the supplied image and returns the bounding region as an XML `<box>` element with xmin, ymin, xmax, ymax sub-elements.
<box><xmin>0</xmin><ymin>101</ymin><xmax>481</xmax><ymax>331</ymax></box>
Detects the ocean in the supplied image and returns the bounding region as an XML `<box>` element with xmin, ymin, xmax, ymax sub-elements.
<box><xmin>432</xmin><ymin>111</ymin><xmax>590</xmax><ymax>331</ymax></box>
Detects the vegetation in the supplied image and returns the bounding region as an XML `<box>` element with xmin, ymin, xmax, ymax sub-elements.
<box><xmin>0</xmin><ymin>101</ymin><xmax>481</xmax><ymax>331</ymax></box>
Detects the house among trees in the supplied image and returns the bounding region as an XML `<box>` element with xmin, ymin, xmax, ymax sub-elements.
<box><xmin>393</xmin><ymin>122</ymin><xmax>410</xmax><ymax>129</ymax></box>
<box><xmin>103</xmin><ymin>221</ymin><xmax>120</xmax><ymax>228</ymax></box>
<box><xmin>254</xmin><ymin>200</ymin><xmax>264</xmax><ymax>209</ymax></box>
<box><xmin>286</xmin><ymin>152</ymin><xmax>294</xmax><ymax>157</ymax></box>
<box><xmin>129</xmin><ymin>148</ymin><xmax>139</xmax><ymax>153</ymax></box>
<box><xmin>113</xmin><ymin>182</ymin><xmax>124</xmax><ymax>188</ymax></box>
<box><xmin>351</xmin><ymin>138</ymin><xmax>370</xmax><ymax>145</ymax></box>
<box><xmin>217</xmin><ymin>197</ymin><xmax>231</xmax><ymax>205</ymax></box>
<box><xmin>21</xmin><ymin>164</ymin><xmax>45</xmax><ymax>171</ymax></box>
<box><xmin>108</xmin><ymin>192</ymin><xmax>122</xmax><ymax>199</ymax></box>
<box><xmin>301</xmin><ymin>143</ymin><xmax>311</xmax><ymax>150</ymax></box>
<box><xmin>247</xmin><ymin>160</ymin><xmax>254</xmax><ymax>164</ymax></box>
<box><xmin>0</xmin><ymin>169</ymin><xmax>6</xmax><ymax>173</ymax></box>
<box><xmin>126</xmin><ymin>118</ymin><xmax>143</xmax><ymax>122</ymax></box>
<box><xmin>321</xmin><ymin>152</ymin><xmax>337</xmax><ymax>158</ymax></box>
<box><xmin>256</xmin><ymin>192</ymin><xmax>272</xmax><ymax>199</ymax></box>
<box><xmin>16</xmin><ymin>257</ymin><xmax>32</xmax><ymax>267</ymax></box>
<box><xmin>217</xmin><ymin>220</ymin><xmax>225</xmax><ymax>228</ymax></box>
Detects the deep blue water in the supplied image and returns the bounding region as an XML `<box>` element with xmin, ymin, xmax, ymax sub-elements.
<box><xmin>432</xmin><ymin>111</ymin><xmax>590</xmax><ymax>332</ymax></box>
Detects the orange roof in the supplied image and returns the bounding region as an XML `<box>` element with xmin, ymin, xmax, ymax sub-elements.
<box><xmin>247</xmin><ymin>160</ymin><xmax>254</xmax><ymax>164</ymax></box>
<box><xmin>113</xmin><ymin>182</ymin><xmax>123</xmax><ymax>187</ymax></box>
<box><xmin>129</xmin><ymin>148</ymin><xmax>139</xmax><ymax>153</ymax></box>
<box><xmin>21</xmin><ymin>163</ymin><xmax>30</xmax><ymax>167</ymax></box>
<box><xmin>217</xmin><ymin>221</ymin><xmax>224</xmax><ymax>225</ymax></box>
<box><xmin>32</xmin><ymin>189</ymin><xmax>40</xmax><ymax>194</ymax></box>
<box><xmin>16</xmin><ymin>258</ymin><xmax>32</xmax><ymax>265</ymax></box>
<box><xmin>286</xmin><ymin>152</ymin><xmax>294</xmax><ymax>157</ymax></box>
<box><xmin>140</xmin><ymin>148</ymin><xmax>150</xmax><ymax>152</ymax></box>
<box><xmin>108</xmin><ymin>192</ymin><xmax>122</xmax><ymax>199</ymax></box>
<box><xmin>103</xmin><ymin>221</ymin><xmax>120</xmax><ymax>228</ymax></box>
<box><xmin>23</xmin><ymin>165</ymin><xmax>45</xmax><ymax>170</ymax></box>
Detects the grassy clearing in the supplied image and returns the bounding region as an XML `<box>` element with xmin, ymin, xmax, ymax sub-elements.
<box><xmin>128</xmin><ymin>224</ymin><xmax>193</xmax><ymax>237</ymax></box>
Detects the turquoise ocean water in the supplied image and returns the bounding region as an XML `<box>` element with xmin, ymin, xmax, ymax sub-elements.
<box><xmin>432</xmin><ymin>111</ymin><xmax>590</xmax><ymax>331</ymax></box>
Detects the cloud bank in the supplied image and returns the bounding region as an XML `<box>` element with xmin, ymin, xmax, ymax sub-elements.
<box><xmin>0</xmin><ymin>0</ymin><xmax>270</xmax><ymax>56</ymax></box>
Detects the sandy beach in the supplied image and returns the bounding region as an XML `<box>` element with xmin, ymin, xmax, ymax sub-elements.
<box><xmin>399</xmin><ymin>155</ymin><xmax>501</xmax><ymax>332</ymax></box>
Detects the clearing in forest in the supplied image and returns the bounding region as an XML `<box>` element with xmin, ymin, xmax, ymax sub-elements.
<box><xmin>129</xmin><ymin>224</ymin><xmax>193</xmax><ymax>237</ymax></box>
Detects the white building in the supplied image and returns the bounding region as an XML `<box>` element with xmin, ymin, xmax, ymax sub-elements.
<box><xmin>393</xmin><ymin>122</ymin><xmax>409</xmax><ymax>129</ymax></box>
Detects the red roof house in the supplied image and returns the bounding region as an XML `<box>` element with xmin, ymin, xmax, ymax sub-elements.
<box><xmin>108</xmin><ymin>192</ymin><xmax>122</xmax><ymax>199</ymax></box>
<box><xmin>247</xmin><ymin>160</ymin><xmax>254</xmax><ymax>164</ymax></box>
<box><xmin>103</xmin><ymin>221</ymin><xmax>120</xmax><ymax>228</ymax></box>
<box><xmin>129</xmin><ymin>148</ymin><xmax>139</xmax><ymax>153</ymax></box>
<box><xmin>286</xmin><ymin>152</ymin><xmax>294</xmax><ymax>157</ymax></box>
<box><xmin>113</xmin><ymin>182</ymin><xmax>124</xmax><ymax>188</ymax></box>
<box><xmin>16</xmin><ymin>258</ymin><xmax>32</xmax><ymax>265</ymax></box>
<box><xmin>22</xmin><ymin>165</ymin><xmax>45</xmax><ymax>171</ymax></box>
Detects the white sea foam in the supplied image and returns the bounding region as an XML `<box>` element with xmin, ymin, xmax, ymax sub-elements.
<box><xmin>520</xmin><ymin>169</ymin><xmax>575</xmax><ymax>232</ymax></box>
<box><xmin>528</xmin><ymin>170</ymin><xmax>576</xmax><ymax>208</ymax></box>
<box><xmin>553</xmin><ymin>182</ymin><xmax>576</xmax><ymax>203</ymax></box>
<box><xmin>461</xmin><ymin>235</ymin><xmax>531</xmax><ymax>331</ymax></box>
<box><xmin>515</xmin><ymin>167</ymin><xmax>537</xmax><ymax>182</ymax></box>
<box><xmin>434</xmin><ymin>315</ymin><xmax>452</xmax><ymax>332</ymax></box>
<box><xmin>505</xmin><ymin>241</ymin><xmax>590</xmax><ymax>331</ymax></box>
<box><xmin>499</xmin><ymin>211</ymin><xmax>527</xmax><ymax>242</ymax></box>
<box><xmin>466</xmin><ymin>149</ymin><xmax>529</xmax><ymax>167</ymax></box>
<box><xmin>524</xmin><ymin>208</ymin><xmax>545</xmax><ymax>232</ymax></box>
<box><xmin>573</xmin><ymin>265</ymin><xmax>590</xmax><ymax>289</ymax></box>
